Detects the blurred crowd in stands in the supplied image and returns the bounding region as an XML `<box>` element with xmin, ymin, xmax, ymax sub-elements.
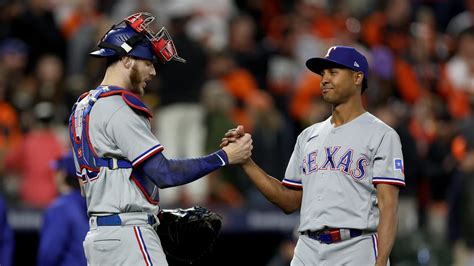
<box><xmin>1</xmin><ymin>0</ymin><xmax>474</xmax><ymax>264</ymax></box>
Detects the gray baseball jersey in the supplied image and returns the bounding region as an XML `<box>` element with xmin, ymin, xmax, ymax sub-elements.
<box><xmin>73</xmin><ymin>91</ymin><xmax>162</xmax><ymax>215</ymax></box>
<box><xmin>72</xmin><ymin>88</ymin><xmax>170</xmax><ymax>265</ymax></box>
<box><xmin>283</xmin><ymin>112</ymin><xmax>405</xmax><ymax>232</ymax></box>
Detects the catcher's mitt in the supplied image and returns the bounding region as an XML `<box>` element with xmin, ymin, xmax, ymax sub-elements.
<box><xmin>156</xmin><ymin>206</ymin><xmax>222</xmax><ymax>264</ymax></box>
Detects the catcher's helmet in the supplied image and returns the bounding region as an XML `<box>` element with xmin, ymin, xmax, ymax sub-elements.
<box><xmin>90</xmin><ymin>12</ymin><xmax>186</xmax><ymax>63</ymax></box>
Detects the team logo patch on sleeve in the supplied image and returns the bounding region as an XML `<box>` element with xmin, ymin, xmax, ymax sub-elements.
<box><xmin>394</xmin><ymin>158</ymin><xmax>404</xmax><ymax>174</ymax></box>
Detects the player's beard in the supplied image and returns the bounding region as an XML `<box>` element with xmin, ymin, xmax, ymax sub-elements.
<box><xmin>129</xmin><ymin>66</ymin><xmax>146</xmax><ymax>96</ymax></box>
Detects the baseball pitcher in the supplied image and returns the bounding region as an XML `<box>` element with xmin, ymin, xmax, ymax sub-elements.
<box><xmin>224</xmin><ymin>46</ymin><xmax>405</xmax><ymax>266</ymax></box>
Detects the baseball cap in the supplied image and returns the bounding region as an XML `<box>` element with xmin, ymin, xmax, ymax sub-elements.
<box><xmin>50</xmin><ymin>152</ymin><xmax>77</xmax><ymax>178</ymax></box>
<box><xmin>306</xmin><ymin>46</ymin><xmax>369</xmax><ymax>88</ymax></box>
<box><xmin>0</xmin><ymin>38</ymin><xmax>28</xmax><ymax>56</ymax></box>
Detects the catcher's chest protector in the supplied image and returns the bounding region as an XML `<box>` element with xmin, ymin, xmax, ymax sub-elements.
<box><xmin>69</xmin><ymin>85</ymin><xmax>159</xmax><ymax>203</ymax></box>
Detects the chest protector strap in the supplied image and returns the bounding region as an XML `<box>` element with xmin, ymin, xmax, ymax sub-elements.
<box><xmin>69</xmin><ymin>85</ymin><xmax>159</xmax><ymax>204</ymax></box>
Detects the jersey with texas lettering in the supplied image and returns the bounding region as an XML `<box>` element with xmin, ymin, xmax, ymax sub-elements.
<box><xmin>283</xmin><ymin>112</ymin><xmax>405</xmax><ymax>232</ymax></box>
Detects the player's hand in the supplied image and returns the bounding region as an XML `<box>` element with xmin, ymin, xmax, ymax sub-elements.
<box><xmin>222</xmin><ymin>133</ymin><xmax>252</xmax><ymax>164</ymax></box>
<box><xmin>220</xmin><ymin>125</ymin><xmax>245</xmax><ymax>148</ymax></box>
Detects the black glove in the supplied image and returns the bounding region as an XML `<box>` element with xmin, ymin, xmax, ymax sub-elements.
<box><xmin>156</xmin><ymin>206</ymin><xmax>223</xmax><ymax>264</ymax></box>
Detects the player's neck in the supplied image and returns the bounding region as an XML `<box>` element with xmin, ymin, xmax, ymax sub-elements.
<box><xmin>100</xmin><ymin>66</ymin><xmax>131</xmax><ymax>90</ymax></box>
<box><xmin>331</xmin><ymin>100</ymin><xmax>365</xmax><ymax>127</ymax></box>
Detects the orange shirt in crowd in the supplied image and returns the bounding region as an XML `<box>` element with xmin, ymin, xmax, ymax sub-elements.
<box><xmin>393</xmin><ymin>58</ymin><xmax>424</xmax><ymax>104</ymax></box>
<box><xmin>220</xmin><ymin>68</ymin><xmax>261</xmax><ymax>132</ymax></box>
<box><xmin>0</xmin><ymin>101</ymin><xmax>21</xmax><ymax>150</ymax></box>
<box><xmin>290</xmin><ymin>72</ymin><xmax>322</xmax><ymax>121</ymax></box>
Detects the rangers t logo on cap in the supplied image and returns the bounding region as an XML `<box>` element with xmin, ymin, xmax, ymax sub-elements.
<box><xmin>305</xmin><ymin>46</ymin><xmax>369</xmax><ymax>89</ymax></box>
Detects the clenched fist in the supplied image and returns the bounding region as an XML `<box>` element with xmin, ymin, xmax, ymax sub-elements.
<box><xmin>220</xmin><ymin>125</ymin><xmax>245</xmax><ymax>148</ymax></box>
<box><xmin>221</xmin><ymin>126</ymin><xmax>252</xmax><ymax>164</ymax></box>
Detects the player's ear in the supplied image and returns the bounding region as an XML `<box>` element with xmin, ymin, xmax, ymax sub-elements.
<box><xmin>354</xmin><ymin>71</ymin><xmax>364</xmax><ymax>87</ymax></box>
<box><xmin>121</xmin><ymin>56</ymin><xmax>133</xmax><ymax>69</ymax></box>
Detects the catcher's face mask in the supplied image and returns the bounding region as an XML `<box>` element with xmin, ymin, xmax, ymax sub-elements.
<box><xmin>124</xmin><ymin>12</ymin><xmax>186</xmax><ymax>63</ymax></box>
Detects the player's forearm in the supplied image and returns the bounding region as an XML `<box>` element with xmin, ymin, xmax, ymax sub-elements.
<box><xmin>376</xmin><ymin>210</ymin><xmax>397</xmax><ymax>265</ymax></box>
<box><xmin>138</xmin><ymin>150</ymin><xmax>228</xmax><ymax>188</ymax></box>
<box><xmin>375</xmin><ymin>185</ymin><xmax>399</xmax><ymax>266</ymax></box>
<box><xmin>241</xmin><ymin>159</ymin><xmax>301</xmax><ymax>214</ymax></box>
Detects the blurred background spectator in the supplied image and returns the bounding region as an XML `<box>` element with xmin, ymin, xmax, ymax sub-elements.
<box><xmin>0</xmin><ymin>0</ymin><xmax>474</xmax><ymax>265</ymax></box>
<box><xmin>37</xmin><ymin>152</ymin><xmax>88</xmax><ymax>266</ymax></box>
<box><xmin>3</xmin><ymin>101</ymin><xmax>65</xmax><ymax>209</ymax></box>
<box><xmin>0</xmin><ymin>195</ymin><xmax>14</xmax><ymax>266</ymax></box>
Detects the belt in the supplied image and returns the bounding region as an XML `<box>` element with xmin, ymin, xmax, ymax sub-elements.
<box><xmin>93</xmin><ymin>213</ymin><xmax>158</xmax><ymax>226</ymax></box>
<box><xmin>93</xmin><ymin>157</ymin><xmax>132</xmax><ymax>170</ymax></box>
<box><xmin>300</xmin><ymin>228</ymin><xmax>367</xmax><ymax>244</ymax></box>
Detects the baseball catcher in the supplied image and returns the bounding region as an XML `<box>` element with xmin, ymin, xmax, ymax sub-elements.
<box><xmin>156</xmin><ymin>206</ymin><xmax>223</xmax><ymax>264</ymax></box>
<box><xmin>69</xmin><ymin>10</ymin><xmax>252</xmax><ymax>265</ymax></box>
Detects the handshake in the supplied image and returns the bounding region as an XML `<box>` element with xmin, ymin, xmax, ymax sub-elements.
<box><xmin>219</xmin><ymin>125</ymin><xmax>253</xmax><ymax>164</ymax></box>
